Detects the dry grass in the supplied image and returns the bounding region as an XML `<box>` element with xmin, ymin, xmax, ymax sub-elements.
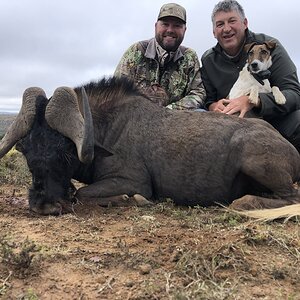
<box><xmin>0</xmin><ymin>148</ymin><xmax>31</xmax><ymax>187</ymax></box>
<box><xmin>1</xmin><ymin>150</ymin><xmax>300</xmax><ymax>299</ymax></box>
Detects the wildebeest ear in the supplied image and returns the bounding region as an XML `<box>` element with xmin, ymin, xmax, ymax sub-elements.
<box><xmin>94</xmin><ymin>141</ymin><xmax>114</xmax><ymax>157</ymax></box>
<box><xmin>264</xmin><ymin>40</ymin><xmax>277</xmax><ymax>50</ymax></box>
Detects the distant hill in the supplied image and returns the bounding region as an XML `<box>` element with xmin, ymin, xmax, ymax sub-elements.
<box><xmin>0</xmin><ymin>113</ymin><xmax>16</xmax><ymax>138</ymax></box>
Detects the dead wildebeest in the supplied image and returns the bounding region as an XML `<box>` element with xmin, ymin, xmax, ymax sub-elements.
<box><xmin>1</xmin><ymin>77</ymin><xmax>300</xmax><ymax>217</ymax></box>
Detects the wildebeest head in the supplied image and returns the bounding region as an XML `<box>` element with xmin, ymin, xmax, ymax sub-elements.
<box><xmin>0</xmin><ymin>86</ymin><xmax>94</xmax><ymax>215</ymax></box>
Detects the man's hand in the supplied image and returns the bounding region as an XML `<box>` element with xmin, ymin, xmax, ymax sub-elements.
<box><xmin>209</xmin><ymin>96</ymin><xmax>255</xmax><ymax>118</ymax></box>
<box><xmin>142</xmin><ymin>84</ymin><xmax>169</xmax><ymax>107</ymax></box>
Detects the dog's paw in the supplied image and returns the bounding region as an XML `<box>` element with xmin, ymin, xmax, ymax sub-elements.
<box><xmin>275</xmin><ymin>95</ymin><xmax>286</xmax><ymax>105</ymax></box>
<box><xmin>248</xmin><ymin>96</ymin><xmax>259</xmax><ymax>106</ymax></box>
<box><xmin>248</xmin><ymin>86</ymin><xmax>259</xmax><ymax>106</ymax></box>
<box><xmin>272</xmin><ymin>86</ymin><xmax>286</xmax><ymax>105</ymax></box>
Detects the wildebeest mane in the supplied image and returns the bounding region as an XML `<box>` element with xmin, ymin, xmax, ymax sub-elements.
<box><xmin>74</xmin><ymin>76</ymin><xmax>145</xmax><ymax>114</ymax></box>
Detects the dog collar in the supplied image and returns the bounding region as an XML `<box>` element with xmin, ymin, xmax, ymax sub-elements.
<box><xmin>250</xmin><ymin>70</ymin><xmax>271</xmax><ymax>85</ymax></box>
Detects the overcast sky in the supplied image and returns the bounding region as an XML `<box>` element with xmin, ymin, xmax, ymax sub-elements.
<box><xmin>0</xmin><ymin>0</ymin><xmax>299</xmax><ymax>112</ymax></box>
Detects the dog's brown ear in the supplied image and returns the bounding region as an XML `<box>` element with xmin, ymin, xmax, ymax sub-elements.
<box><xmin>244</xmin><ymin>42</ymin><xmax>256</xmax><ymax>53</ymax></box>
<box><xmin>264</xmin><ymin>40</ymin><xmax>277</xmax><ymax>50</ymax></box>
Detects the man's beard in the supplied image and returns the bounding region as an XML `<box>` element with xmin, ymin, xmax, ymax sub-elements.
<box><xmin>156</xmin><ymin>33</ymin><xmax>183</xmax><ymax>52</ymax></box>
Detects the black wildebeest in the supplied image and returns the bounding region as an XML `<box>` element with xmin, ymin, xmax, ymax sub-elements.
<box><xmin>1</xmin><ymin>77</ymin><xmax>300</xmax><ymax>216</ymax></box>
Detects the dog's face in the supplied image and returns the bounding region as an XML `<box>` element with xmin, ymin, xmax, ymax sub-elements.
<box><xmin>245</xmin><ymin>41</ymin><xmax>276</xmax><ymax>74</ymax></box>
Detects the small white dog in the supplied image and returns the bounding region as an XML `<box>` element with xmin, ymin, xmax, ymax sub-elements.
<box><xmin>229</xmin><ymin>41</ymin><xmax>286</xmax><ymax>106</ymax></box>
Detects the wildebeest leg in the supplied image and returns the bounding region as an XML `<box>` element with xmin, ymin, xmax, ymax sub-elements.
<box><xmin>96</xmin><ymin>194</ymin><xmax>153</xmax><ymax>207</ymax></box>
<box><xmin>232</xmin><ymin>146</ymin><xmax>300</xmax><ymax>210</ymax></box>
<box><xmin>75</xmin><ymin>181</ymin><xmax>153</xmax><ymax>207</ymax></box>
<box><xmin>229</xmin><ymin>194</ymin><xmax>300</xmax><ymax>211</ymax></box>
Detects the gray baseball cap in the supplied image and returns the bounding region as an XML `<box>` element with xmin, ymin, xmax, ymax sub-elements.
<box><xmin>157</xmin><ymin>3</ymin><xmax>186</xmax><ymax>23</ymax></box>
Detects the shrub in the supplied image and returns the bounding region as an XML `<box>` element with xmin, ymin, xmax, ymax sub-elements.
<box><xmin>0</xmin><ymin>148</ymin><xmax>31</xmax><ymax>186</ymax></box>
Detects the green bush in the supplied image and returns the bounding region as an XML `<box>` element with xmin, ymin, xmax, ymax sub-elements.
<box><xmin>0</xmin><ymin>148</ymin><xmax>31</xmax><ymax>186</ymax></box>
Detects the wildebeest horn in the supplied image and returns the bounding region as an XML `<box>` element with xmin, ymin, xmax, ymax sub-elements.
<box><xmin>0</xmin><ymin>87</ymin><xmax>46</xmax><ymax>159</ymax></box>
<box><xmin>45</xmin><ymin>86</ymin><xmax>94</xmax><ymax>164</ymax></box>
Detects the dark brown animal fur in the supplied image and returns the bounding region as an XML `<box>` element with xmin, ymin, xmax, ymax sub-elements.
<box><xmin>1</xmin><ymin>77</ymin><xmax>300</xmax><ymax>215</ymax></box>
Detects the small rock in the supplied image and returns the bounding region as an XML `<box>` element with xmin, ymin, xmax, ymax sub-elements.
<box><xmin>139</xmin><ymin>263</ymin><xmax>152</xmax><ymax>275</ymax></box>
<box><xmin>141</xmin><ymin>215</ymin><xmax>156</xmax><ymax>221</ymax></box>
<box><xmin>124</xmin><ymin>280</ymin><xmax>134</xmax><ymax>287</ymax></box>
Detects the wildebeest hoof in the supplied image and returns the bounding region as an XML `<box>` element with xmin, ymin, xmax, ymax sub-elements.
<box><xmin>131</xmin><ymin>194</ymin><xmax>153</xmax><ymax>207</ymax></box>
<box><xmin>98</xmin><ymin>194</ymin><xmax>130</xmax><ymax>207</ymax></box>
<box><xmin>229</xmin><ymin>195</ymin><xmax>266</xmax><ymax>211</ymax></box>
<box><xmin>98</xmin><ymin>194</ymin><xmax>153</xmax><ymax>207</ymax></box>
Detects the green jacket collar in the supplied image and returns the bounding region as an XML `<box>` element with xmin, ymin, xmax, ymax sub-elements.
<box><xmin>144</xmin><ymin>38</ymin><xmax>185</xmax><ymax>62</ymax></box>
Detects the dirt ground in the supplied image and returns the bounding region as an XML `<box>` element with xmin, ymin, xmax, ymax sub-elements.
<box><xmin>1</xmin><ymin>185</ymin><xmax>300</xmax><ymax>300</ymax></box>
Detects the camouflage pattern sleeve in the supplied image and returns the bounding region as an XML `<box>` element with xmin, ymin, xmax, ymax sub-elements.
<box><xmin>166</xmin><ymin>49</ymin><xmax>206</xmax><ymax>110</ymax></box>
<box><xmin>114</xmin><ymin>43</ymin><xmax>142</xmax><ymax>78</ymax></box>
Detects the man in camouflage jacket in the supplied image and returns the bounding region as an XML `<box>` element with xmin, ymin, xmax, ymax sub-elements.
<box><xmin>114</xmin><ymin>3</ymin><xmax>206</xmax><ymax>110</ymax></box>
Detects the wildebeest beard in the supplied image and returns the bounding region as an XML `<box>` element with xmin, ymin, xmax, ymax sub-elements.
<box><xmin>16</xmin><ymin>96</ymin><xmax>82</xmax><ymax>215</ymax></box>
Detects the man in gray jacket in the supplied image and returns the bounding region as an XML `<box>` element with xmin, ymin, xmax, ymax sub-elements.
<box><xmin>201</xmin><ymin>0</ymin><xmax>300</xmax><ymax>152</ymax></box>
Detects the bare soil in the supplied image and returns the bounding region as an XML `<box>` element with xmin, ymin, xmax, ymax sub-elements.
<box><xmin>1</xmin><ymin>185</ymin><xmax>300</xmax><ymax>300</ymax></box>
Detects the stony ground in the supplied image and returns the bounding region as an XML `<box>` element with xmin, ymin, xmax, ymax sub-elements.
<box><xmin>1</xmin><ymin>184</ymin><xmax>300</xmax><ymax>300</ymax></box>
